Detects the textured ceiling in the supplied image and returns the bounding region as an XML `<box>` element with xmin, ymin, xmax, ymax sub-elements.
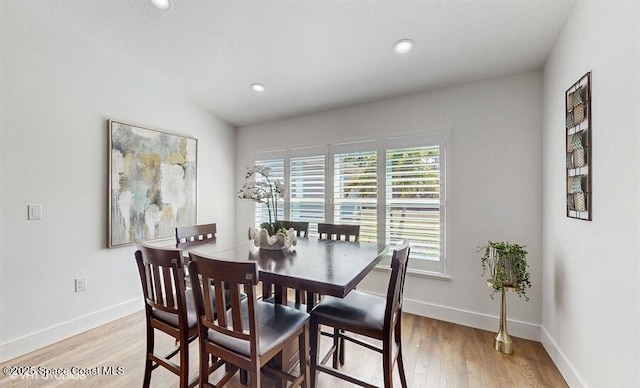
<box><xmin>23</xmin><ymin>0</ymin><xmax>575</xmax><ymax>127</ymax></box>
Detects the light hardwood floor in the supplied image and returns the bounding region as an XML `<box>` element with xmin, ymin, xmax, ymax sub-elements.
<box><xmin>0</xmin><ymin>311</ymin><xmax>567</xmax><ymax>387</ymax></box>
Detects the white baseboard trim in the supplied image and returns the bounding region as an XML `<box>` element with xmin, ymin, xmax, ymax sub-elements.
<box><xmin>540</xmin><ymin>326</ymin><xmax>586</xmax><ymax>388</ymax></box>
<box><xmin>0</xmin><ymin>298</ymin><xmax>143</xmax><ymax>363</ymax></box>
<box><xmin>383</xmin><ymin>294</ymin><xmax>541</xmax><ymax>341</ymax></box>
<box><xmin>403</xmin><ymin>297</ymin><xmax>540</xmax><ymax>341</ymax></box>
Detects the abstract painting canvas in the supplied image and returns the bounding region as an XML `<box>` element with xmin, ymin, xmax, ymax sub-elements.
<box><xmin>109</xmin><ymin>120</ymin><xmax>197</xmax><ymax>247</ymax></box>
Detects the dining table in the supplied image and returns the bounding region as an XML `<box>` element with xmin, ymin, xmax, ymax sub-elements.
<box><xmin>183</xmin><ymin>233</ymin><xmax>388</xmax><ymax>305</ymax></box>
<box><xmin>179</xmin><ymin>233</ymin><xmax>389</xmax><ymax>384</ymax></box>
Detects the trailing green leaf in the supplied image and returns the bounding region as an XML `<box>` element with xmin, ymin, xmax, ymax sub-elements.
<box><xmin>479</xmin><ymin>241</ymin><xmax>531</xmax><ymax>300</ymax></box>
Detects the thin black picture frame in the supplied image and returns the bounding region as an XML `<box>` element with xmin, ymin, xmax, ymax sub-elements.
<box><xmin>565</xmin><ymin>72</ymin><xmax>592</xmax><ymax>221</ymax></box>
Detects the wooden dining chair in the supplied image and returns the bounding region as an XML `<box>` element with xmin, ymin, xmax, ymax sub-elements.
<box><xmin>317</xmin><ymin>223</ymin><xmax>360</xmax><ymax>242</ymax></box>
<box><xmin>134</xmin><ymin>243</ymin><xmax>199</xmax><ymax>388</ymax></box>
<box><xmin>310</xmin><ymin>241</ymin><xmax>410</xmax><ymax>388</ymax></box>
<box><xmin>175</xmin><ymin>223</ymin><xmax>217</xmax><ymax>248</ymax></box>
<box><xmin>188</xmin><ymin>252</ymin><xmax>311</xmax><ymax>388</ymax></box>
<box><xmin>313</xmin><ymin>222</ymin><xmax>363</xmax><ymax>352</ymax></box>
<box><xmin>175</xmin><ymin>223</ymin><xmax>217</xmax><ymax>288</ymax></box>
<box><xmin>279</xmin><ymin>220</ymin><xmax>310</xmax><ymax>238</ymax></box>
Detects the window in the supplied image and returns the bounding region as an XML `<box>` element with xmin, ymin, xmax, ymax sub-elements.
<box><xmin>290</xmin><ymin>153</ymin><xmax>325</xmax><ymax>236</ymax></box>
<box><xmin>385</xmin><ymin>144</ymin><xmax>442</xmax><ymax>271</ymax></box>
<box><xmin>334</xmin><ymin>149</ymin><xmax>378</xmax><ymax>243</ymax></box>
<box><xmin>252</xmin><ymin>131</ymin><xmax>447</xmax><ymax>274</ymax></box>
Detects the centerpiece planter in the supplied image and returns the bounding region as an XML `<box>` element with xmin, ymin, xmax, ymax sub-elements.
<box><xmin>239</xmin><ymin>165</ymin><xmax>296</xmax><ymax>251</ymax></box>
<box><xmin>248</xmin><ymin>226</ymin><xmax>297</xmax><ymax>250</ymax></box>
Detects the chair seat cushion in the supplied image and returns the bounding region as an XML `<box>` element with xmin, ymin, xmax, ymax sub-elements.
<box><xmin>153</xmin><ymin>289</ymin><xmax>242</xmax><ymax>328</ymax></box>
<box><xmin>152</xmin><ymin>288</ymin><xmax>198</xmax><ymax>328</ymax></box>
<box><xmin>311</xmin><ymin>290</ymin><xmax>385</xmax><ymax>339</ymax></box>
<box><xmin>208</xmin><ymin>300</ymin><xmax>309</xmax><ymax>357</ymax></box>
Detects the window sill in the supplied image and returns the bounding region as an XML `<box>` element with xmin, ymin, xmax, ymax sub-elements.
<box><xmin>373</xmin><ymin>265</ymin><xmax>452</xmax><ymax>281</ymax></box>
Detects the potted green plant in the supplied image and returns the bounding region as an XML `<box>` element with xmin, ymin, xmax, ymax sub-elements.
<box><xmin>480</xmin><ymin>241</ymin><xmax>531</xmax><ymax>300</ymax></box>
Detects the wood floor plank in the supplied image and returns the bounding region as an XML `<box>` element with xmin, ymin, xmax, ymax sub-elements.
<box><xmin>0</xmin><ymin>311</ymin><xmax>567</xmax><ymax>387</ymax></box>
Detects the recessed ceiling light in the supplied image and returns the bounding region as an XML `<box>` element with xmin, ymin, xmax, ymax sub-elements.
<box><xmin>393</xmin><ymin>39</ymin><xmax>415</xmax><ymax>54</ymax></box>
<box><xmin>150</xmin><ymin>0</ymin><xmax>172</xmax><ymax>11</ymax></box>
<box><xmin>250</xmin><ymin>83</ymin><xmax>265</xmax><ymax>93</ymax></box>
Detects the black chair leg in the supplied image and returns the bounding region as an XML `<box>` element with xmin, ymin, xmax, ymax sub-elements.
<box><xmin>382</xmin><ymin>347</ymin><xmax>393</xmax><ymax>388</ymax></box>
<box><xmin>310</xmin><ymin>317</ymin><xmax>319</xmax><ymax>388</ymax></box>
<box><xmin>332</xmin><ymin>327</ymin><xmax>340</xmax><ymax>369</ymax></box>
<box><xmin>299</xmin><ymin>323</ymin><xmax>311</xmax><ymax>388</ymax></box>
<box><xmin>339</xmin><ymin>330</ymin><xmax>345</xmax><ymax>366</ymax></box>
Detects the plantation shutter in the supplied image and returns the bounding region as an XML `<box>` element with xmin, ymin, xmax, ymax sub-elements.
<box><xmin>333</xmin><ymin>146</ymin><xmax>378</xmax><ymax>243</ymax></box>
<box><xmin>251</xmin><ymin>130</ymin><xmax>448</xmax><ymax>275</ymax></box>
<box><xmin>384</xmin><ymin>133</ymin><xmax>446</xmax><ymax>273</ymax></box>
<box><xmin>289</xmin><ymin>153</ymin><xmax>326</xmax><ymax>237</ymax></box>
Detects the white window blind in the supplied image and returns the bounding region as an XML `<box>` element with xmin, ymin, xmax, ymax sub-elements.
<box><xmin>334</xmin><ymin>150</ymin><xmax>377</xmax><ymax>243</ymax></box>
<box><xmin>290</xmin><ymin>154</ymin><xmax>325</xmax><ymax>237</ymax></box>
<box><xmin>386</xmin><ymin>145</ymin><xmax>441</xmax><ymax>261</ymax></box>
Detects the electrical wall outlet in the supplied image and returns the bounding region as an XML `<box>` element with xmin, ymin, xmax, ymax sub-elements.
<box><xmin>27</xmin><ymin>204</ymin><xmax>42</xmax><ymax>220</ymax></box>
<box><xmin>75</xmin><ymin>277</ymin><xmax>87</xmax><ymax>292</ymax></box>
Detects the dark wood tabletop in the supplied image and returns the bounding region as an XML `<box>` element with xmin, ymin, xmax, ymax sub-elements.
<box><xmin>184</xmin><ymin>236</ymin><xmax>389</xmax><ymax>299</ymax></box>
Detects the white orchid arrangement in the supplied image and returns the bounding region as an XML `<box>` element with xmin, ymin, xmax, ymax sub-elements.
<box><xmin>238</xmin><ymin>165</ymin><xmax>286</xmax><ymax>236</ymax></box>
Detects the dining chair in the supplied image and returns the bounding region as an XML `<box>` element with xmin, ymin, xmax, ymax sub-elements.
<box><xmin>310</xmin><ymin>241</ymin><xmax>410</xmax><ymax>388</ymax></box>
<box><xmin>317</xmin><ymin>223</ymin><xmax>360</xmax><ymax>242</ymax></box>
<box><xmin>175</xmin><ymin>223</ymin><xmax>217</xmax><ymax>249</ymax></box>
<box><xmin>188</xmin><ymin>252</ymin><xmax>311</xmax><ymax>388</ymax></box>
<box><xmin>279</xmin><ymin>220</ymin><xmax>310</xmax><ymax>238</ymax></box>
<box><xmin>314</xmin><ymin>222</ymin><xmax>363</xmax><ymax>357</ymax></box>
<box><xmin>134</xmin><ymin>243</ymin><xmax>199</xmax><ymax>388</ymax></box>
<box><xmin>175</xmin><ymin>223</ymin><xmax>217</xmax><ymax>289</ymax></box>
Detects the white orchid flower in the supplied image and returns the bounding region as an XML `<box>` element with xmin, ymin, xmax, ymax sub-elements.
<box><xmin>239</xmin><ymin>164</ymin><xmax>286</xmax><ymax>234</ymax></box>
<box><xmin>274</xmin><ymin>181</ymin><xmax>287</xmax><ymax>198</ymax></box>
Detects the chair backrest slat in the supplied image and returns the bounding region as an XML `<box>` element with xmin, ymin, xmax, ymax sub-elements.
<box><xmin>142</xmin><ymin>264</ymin><xmax>153</xmax><ymax>302</ymax></box>
<box><xmin>175</xmin><ymin>223</ymin><xmax>217</xmax><ymax>248</ymax></box>
<box><xmin>229</xmin><ymin>283</ymin><xmax>245</xmax><ymax>332</ymax></box>
<box><xmin>162</xmin><ymin>267</ymin><xmax>175</xmax><ymax>307</ymax></box>
<box><xmin>318</xmin><ymin>223</ymin><xmax>360</xmax><ymax>242</ymax></box>
<box><xmin>151</xmin><ymin>264</ymin><xmax>165</xmax><ymax>305</ymax></box>
<box><xmin>384</xmin><ymin>241</ymin><xmax>410</xmax><ymax>333</ymax></box>
<box><xmin>201</xmin><ymin>277</ymin><xmax>214</xmax><ymax>325</ymax></box>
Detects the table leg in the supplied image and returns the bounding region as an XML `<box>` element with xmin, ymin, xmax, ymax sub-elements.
<box><xmin>493</xmin><ymin>289</ymin><xmax>513</xmax><ymax>354</ymax></box>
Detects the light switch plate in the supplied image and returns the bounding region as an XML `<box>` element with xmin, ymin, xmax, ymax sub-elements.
<box><xmin>28</xmin><ymin>204</ymin><xmax>42</xmax><ymax>220</ymax></box>
<box><xmin>75</xmin><ymin>277</ymin><xmax>87</xmax><ymax>292</ymax></box>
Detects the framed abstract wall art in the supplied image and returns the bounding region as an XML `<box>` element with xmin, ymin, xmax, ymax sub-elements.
<box><xmin>565</xmin><ymin>72</ymin><xmax>591</xmax><ymax>220</ymax></box>
<box><xmin>109</xmin><ymin>120</ymin><xmax>197</xmax><ymax>247</ymax></box>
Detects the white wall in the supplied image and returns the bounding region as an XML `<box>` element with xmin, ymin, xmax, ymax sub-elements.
<box><xmin>236</xmin><ymin>71</ymin><xmax>544</xmax><ymax>339</ymax></box>
<box><xmin>541</xmin><ymin>1</ymin><xmax>639</xmax><ymax>387</ymax></box>
<box><xmin>0</xmin><ymin>3</ymin><xmax>236</xmax><ymax>362</ymax></box>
